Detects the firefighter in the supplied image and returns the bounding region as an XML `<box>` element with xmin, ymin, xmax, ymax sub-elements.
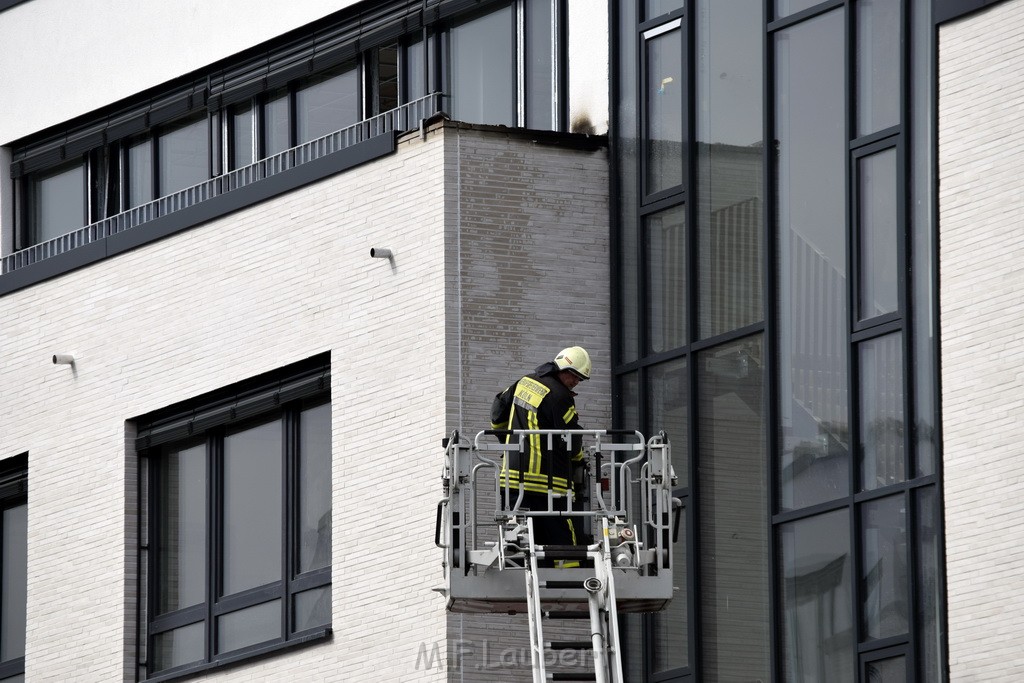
<box><xmin>490</xmin><ymin>346</ymin><xmax>592</xmax><ymax>566</ymax></box>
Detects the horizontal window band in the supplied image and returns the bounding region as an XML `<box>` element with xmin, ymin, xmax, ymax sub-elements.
<box><xmin>149</xmin><ymin>604</ymin><xmax>206</xmax><ymax>635</ymax></box>
<box><xmin>0</xmin><ymin>132</ymin><xmax>396</xmax><ymax>298</ymax></box>
<box><xmin>213</xmin><ymin>584</ymin><xmax>286</xmax><ymax>616</ymax></box>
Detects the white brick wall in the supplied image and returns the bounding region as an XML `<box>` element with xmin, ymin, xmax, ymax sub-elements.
<box><xmin>939</xmin><ymin>1</ymin><xmax>1024</xmax><ymax>680</ymax></box>
<box><xmin>0</xmin><ymin>122</ymin><xmax>610</xmax><ymax>682</ymax></box>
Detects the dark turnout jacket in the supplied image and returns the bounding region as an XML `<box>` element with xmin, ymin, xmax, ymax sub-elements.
<box><xmin>490</xmin><ymin>362</ymin><xmax>584</xmax><ymax>495</ymax></box>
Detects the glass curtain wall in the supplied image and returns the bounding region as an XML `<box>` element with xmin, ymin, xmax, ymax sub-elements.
<box><xmin>612</xmin><ymin>0</ymin><xmax>942</xmax><ymax>680</ymax></box>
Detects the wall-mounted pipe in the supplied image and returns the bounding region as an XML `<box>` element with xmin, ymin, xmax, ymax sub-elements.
<box><xmin>52</xmin><ymin>354</ymin><xmax>75</xmax><ymax>365</ymax></box>
<box><xmin>370</xmin><ymin>247</ymin><xmax>393</xmax><ymax>259</ymax></box>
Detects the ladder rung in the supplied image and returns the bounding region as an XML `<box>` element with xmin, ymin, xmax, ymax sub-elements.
<box><xmin>550</xmin><ymin>674</ymin><xmax>597</xmax><ymax>681</ymax></box>
<box><xmin>543</xmin><ymin>611</ymin><xmax>591</xmax><ymax>620</ymax></box>
<box><xmin>542</xmin><ymin>580</ymin><xmax>586</xmax><ymax>590</ymax></box>
<box><xmin>538</xmin><ymin>544</ymin><xmax>591</xmax><ymax>560</ymax></box>
<box><xmin>548</xmin><ymin>640</ymin><xmax>592</xmax><ymax>650</ymax></box>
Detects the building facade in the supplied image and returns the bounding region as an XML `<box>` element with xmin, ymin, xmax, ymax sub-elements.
<box><xmin>0</xmin><ymin>0</ymin><xmax>1020</xmax><ymax>681</ymax></box>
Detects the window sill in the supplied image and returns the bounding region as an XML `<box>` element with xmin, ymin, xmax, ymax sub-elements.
<box><xmin>143</xmin><ymin>627</ymin><xmax>332</xmax><ymax>683</ymax></box>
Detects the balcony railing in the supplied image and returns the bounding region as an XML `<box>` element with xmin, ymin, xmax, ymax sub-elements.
<box><xmin>2</xmin><ymin>92</ymin><xmax>443</xmax><ymax>276</ymax></box>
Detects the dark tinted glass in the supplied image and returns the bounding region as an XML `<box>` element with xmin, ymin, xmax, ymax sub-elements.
<box><xmin>298</xmin><ymin>403</ymin><xmax>332</xmax><ymax>573</ymax></box>
<box><xmin>775</xmin><ymin>9</ymin><xmax>848</xmax><ymax>512</ymax></box>
<box><xmin>371</xmin><ymin>46</ymin><xmax>399</xmax><ymax>115</ymax></box>
<box><xmin>645</xmin><ymin>204</ymin><xmax>686</xmax><ymax>353</ymax></box>
<box><xmin>128</xmin><ymin>138</ymin><xmax>154</xmax><ymax>208</ymax></box>
<box><xmin>619</xmin><ymin>370</ymin><xmax>640</xmax><ymax>430</ymax></box>
<box><xmin>864</xmin><ymin>656</ymin><xmax>906</xmax><ymax>682</ymax></box>
<box><xmin>158</xmin><ymin>117</ymin><xmax>209</xmax><ymax>197</ymax></box>
<box><xmin>0</xmin><ymin>504</ymin><xmax>26</xmax><ymax>662</ymax></box>
<box><xmin>859</xmin><ymin>333</ymin><xmax>905</xmax><ymax>491</ymax></box>
<box><xmin>616</xmin><ymin>0</ymin><xmax>640</xmax><ymax>363</ymax></box>
<box><xmin>294</xmin><ymin>586</ymin><xmax>332</xmax><ymax>632</ymax></box>
<box><xmin>30</xmin><ymin>162</ymin><xmax>85</xmax><ymax>244</ymax></box>
<box><xmin>645</xmin><ymin>23</ymin><xmax>683</xmax><ymax>194</ymax></box>
<box><xmin>856</xmin><ymin>0</ymin><xmax>901</xmax><ymax>136</ymax></box>
<box><xmin>157</xmin><ymin>443</ymin><xmax>206</xmax><ymax>614</ymax></box>
<box><xmin>450</xmin><ymin>5</ymin><xmax>515</xmax><ymax>126</ymax></box>
<box><xmin>297</xmin><ymin>64</ymin><xmax>359</xmax><ymax>143</ymax></box>
<box><xmin>774</xmin><ymin>0</ymin><xmax>820</xmax><ymax>19</ymax></box>
<box><xmin>216</xmin><ymin>599</ymin><xmax>281</xmax><ymax>654</ymax></box>
<box><xmin>404</xmin><ymin>39</ymin><xmax>425</xmax><ymax>102</ymax></box>
<box><xmin>861</xmin><ymin>494</ymin><xmax>908</xmax><ymax>640</ymax></box>
<box><xmin>222</xmin><ymin>419</ymin><xmax>282</xmax><ymax>595</ymax></box>
<box><xmin>645</xmin><ymin>0</ymin><xmax>684</xmax><ymax>19</ymax></box>
<box><xmin>232</xmin><ymin>103</ymin><xmax>255</xmax><ymax>170</ymax></box>
<box><xmin>151</xmin><ymin>622</ymin><xmax>204</xmax><ymax>672</ymax></box>
<box><xmin>648</xmin><ymin>357</ymin><xmax>687</xmax><ymax>482</ymax></box>
<box><xmin>857</xmin><ymin>148</ymin><xmax>899</xmax><ymax>320</ymax></box>
<box><xmin>696</xmin><ymin>0</ymin><xmax>764</xmax><ymax>338</ymax></box>
<box><xmin>698</xmin><ymin>335</ymin><xmax>768</xmax><ymax>680</ymax></box>
<box><xmin>263</xmin><ymin>89</ymin><xmax>291</xmax><ymax>157</ymax></box>
<box><xmin>525</xmin><ymin>0</ymin><xmax>554</xmax><ymax>129</ymax></box>
<box><xmin>779</xmin><ymin>508</ymin><xmax>854</xmax><ymax>682</ymax></box>
<box><xmin>916</xmin><ymin>486</ymin><xmax>942</xmax><ymax>680</ymax></box>
<box><xmin>651</xmin><ymin>507</ymin><xmax>687</xmax><ymax>671</ymax></box>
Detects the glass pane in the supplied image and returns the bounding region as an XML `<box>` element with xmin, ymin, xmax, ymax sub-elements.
<box><xmin>128</xmin><ymin>138</ymin><xmax>154</xmax><ymax>208</ymax></box>
<box><xmin>856</xmin><ymin>0</ymin><xmax>901</xmax><ymax>136</ymax></box>
<box><xmin>216</xmin><ymin>599</ymin><xmax>281</xmax><ymax>654</ymax></box>
<box><xmin>293</xmin><ymin>586</ymin><xmax>332</xmax><ymax>632</ymax></box>
<box><xmin>775</xmin><ymin>9</ymin><xmax>849</xmax><ymax>512</ymax></box>
<box><xmin>779</xmin><ymin>509</ymin><xmax>854</xmax><ymax>683</ymax></box>
<box><xmin>151</xmin><ymin>621</ymin><xmax>204</xmax><ymax>672</ymax></box>
<box><xmin>645</xmin><ymin>0</ymin><xmax>684</xmax><ymax>20</ymax></box>
<box><xmin>299</xmin><ymin>403</ymin><xmax>332</xmax><ymax>573</ymax></box>
<box><xmin>618</xmin><ymin>370</ymin><xmax>640</xmax><ymax>431</ymax></box>
<box><xmin>371</xmin><ymin>46</ymin><xmax>399</xmax><ymax>115</ymax></box>
<box><xmin>158</xmin><ymin>117</ymin><xmax>209</xmax><ymax>197</ymax></box>
<box><xmin>157</xmin><ymin>443</ymin><xmax>206</xmax><ymax>614</ymax></box>
<box><xmin>404</xmin><ymin>38</ymin><xmax>425</xmax><ymax>103</ymax></box>
<box><xmin>645</xmin><ymin>26</ymin><xmax>683</xmax><ymax>194</ymax></box>
<box><xmin>297</xmin><ymin>64</ymin><xmax>359</xmax><ymax>144</ymax></box>
<box><xmin>858</xmin><ymin>148</ymin><xmax>899</xmax><ymax>320</ymax></box>
<box><xmin>859</xmin><ymin>333</ymin><xmax>905</xmax><ymax>491</ymax></box>
<box><xmin>567</xmin><ymin>0</ymin><xmax>609</xmax><ymax>135</ymax></box>
<box><xmin>861</xmin><ymin>495</ymin><xmax>908</xmax><ymax>640</ymax></box>
<box><xmin>696</xmin><ymin>0</ymin><xmax>764</xmax><ymax>338</ymax></box>
<box><xmin>1</xmin><ymin>504</ymin><xmax>26</xmax><ymax>661</ymax></box>
<box><xmin>0</xmin><ymin>675</ymin><xmax>24</xmax><ymax>683</ymax></box>
<box><xmin>652</xmin><ymin>507</ymin><xmax>687</xmax><ymax>671</ymax></box>
<box><xmin>698</xmin><ymin>335</ymin><xmax>768</xmax><ymax>680</ymax></box>
<box><xmin>916</xmin><ymin>487</ymin><xmax>942</xmax><ymax>681</ymax></box>
<box><xmin>525</xmin><ymin>0</ymin><xmax>554</xmax><ymax>129</ymax></box>
<box><xmin>865</xmin><ymin>655</ymin><xmax>906</xmax><ymax>682</ymax></box>
<box><xmin>450</xmin><ymin>5</ymin><xmax>515</xmax><ymax>126</ymax></box>
<box><xmin>623</xmin><ymin>613</ymin><xmax>644</xmax><ymax>682</ymax></box>
<box><xmin>263</xmin><ymin>89</ymin><xmax>291</xmax><ymax>158</ymax></box>
<box><xmin>646</xmin><ymin>205</ymin><xmax>686</xmax><ymax>353</ymax></box>
<box><xmin>616</xmin><ymin>0</ymin><xmax>640</xmax><ymax>364</ymax></box>
<box><xmin>649</xmin><ymin>358</ymin><xmax>688</xmax><ymax>483</ymax></box>
<box><xmin>775</xmin><ymin>0</ymin><xmax>820</xmax><ymax>20</ymax></box>
<box><xmin>222</xmin><ymin>419</ymin><xmax>282</xmax><ymax>595</ymax></box>
<box><xmin>232</xmin><ymin>103</ymin><xmax>255</xmax><ymax>170</ymax></box>
<box><xmin>30</xmin><ymin>162</ymin><xmax>85</xmax><ymax>244</ymax></box>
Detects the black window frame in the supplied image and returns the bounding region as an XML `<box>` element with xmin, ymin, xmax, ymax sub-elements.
<box><xmin>0</xmin><ymin>454</ymin><xmax>28</xmax><ymax>682</ymax></box>
<box><xmin>137</xmin><ymin>360</ymin><xmax>332</xmax><ymax>682</ymax></box>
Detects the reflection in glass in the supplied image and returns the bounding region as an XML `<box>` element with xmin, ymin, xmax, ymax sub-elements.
<box><xmin>525</xmin><ymin>0</ymin><xmax>554</xmax><ymax>130</ymax></box>
<box><xmin>0</xmin><ymin>504</ymin><xmax>26</xmax><ymax>662</ymax></box>
<box><xmin>775</xmin><ymin>9</ymin><xmax>849</xmax><ymax>512</ymax></box>
<box><xmin>128</xmin><ymin>138</ymin><xmax>154</xmax><ymax>208</ymax></box>
<box><xmin>864</xmin><ymin>656</ymin><xmax>906</xmax><ymax>682</ymax></box>
<box><xmin>223</xmin><ymin>419</ymin><xmax>282</xmax><ymax>595</ymax></box>
<box><xmin>779</xmin><ymin>509</ymin><xmax>854</xmax><ymax>683</ymax></box>
<box><xmin>859</xmin><ymin>333</ymin><xmax>904</xmax><ymax>491</ymax></box>
<box><xmin>30</xmin><ymin>162</ymin><xmax>85</xmax><ymax>244</ymax></box>
<box><xmin>861</xmin><ymin>495</ymin><xmax>908</xmax><ymax>640</ymax></box>
<box><xmin>649</xmin><ymin>358</ymin><xmax>688</xmax><ymax>483</ymax></box>
<box><xmin>645</xmin><ymin>26</ymin><xmax>682</xmax><ymax>194</ymax></box>
<box><xmin>404</xmin><ymin>39</ymin><xmax>425</xmax><ymax>103</ymax></box>
<box><xmin>696</xmin><ymin>0</ymin><xmax>764</xmax><ymax>338</ymax></box>
<box><xmin>858</xmin><ymin>148</ymin><xmax>899</xmax><ymax>320</ymax></box>
<box><xmin>294</xmin><ymin>586</ymin><xmax>332</xmax><ymax>632</ymax></box>
<box><xmin>450</xmin><ymin>5</ymin><xmax>515</xmax><ymax>126</ymax></box>
<box><xmin>698</xmin><ymin>335</ymin><xmax>768</xmax><ymax>680</ymax></box>
<box><xmin>774</xmin><ymin>0</ymin><xmax>819</xmax><ymax>20</ymax></box>
<box><xmin>916</xmin><ymin>487</ymin><xmax>942</xmax><ymax>680</ymax></box>
<box><xmin>652</xmin><ymin>508</ymin><xmax>687</xmax><ymax>672</ymax></box>
<box><xmin>297</xmin><ymin>65</ymin><xmax>359</xmax><ymax>143</ymax></box>
<box><xmin>158</xmin><ymin>117</ymin><xmax>209</xmax><ymax>197</ymax></box>
<box><xmin>646</xmin><ymin>205</ymin><xmax>686</xmax><ymax>353</ymax></box>
<box><xmin>856</xmin><ymin>0</ymin><xmax>901</xmax><ymax>136</ymax></box>
<box><xmin>151</xmin><ymin>621</ymin><xmax>204</xmax><ymax>672</ymax></box>
<box><xmin>299</xmin><ymin>403</ymin><xmax>332</xmax><ymax>573</ymax></box>
<box><xmin>232</xmin><ymin>104</ymin><xmax>255</xmax><ymax>170</ymax></box>
<box><xmin>616</xmin><ymin>0</ymin><xmax>639</xmax><ymax>363</ymax></box>
<box><xmin>157</xmin><ymin>443</ymin><xmax>206</xmax><ymax>614</ymax></box>
<box><xmin>263</xmin><ymin>89</ymin><xmax>291</xmax><ymax>158</ymax></box>
<box><xmin>645</xmin><ymin>0</ymin><xmax>684</xmax><ymax>19</ymax></box>
<box><xmin>216</xmin><ymin>599</ymin><xmax>282</xmax><ymax>654</ymax></box>
<box><xmin>619</xmin><ymin>371</ymin><xmax>640</xmax><ymax>430</ymax></box>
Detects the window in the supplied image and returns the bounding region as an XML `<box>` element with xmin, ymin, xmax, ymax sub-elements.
<box><xmin>0</xmin><ymin>456</ymin><xmax>27</xmax><ymax>683</ymax></box>
<box><xmin>138</xmin><ymin>361</ymin><xmax>331</xmax><ymax>680</ymax></box>
<box><xmin>24</xmin><ymin>161</ymin><xmax>86</xmax><ymax>246</ymax></box>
